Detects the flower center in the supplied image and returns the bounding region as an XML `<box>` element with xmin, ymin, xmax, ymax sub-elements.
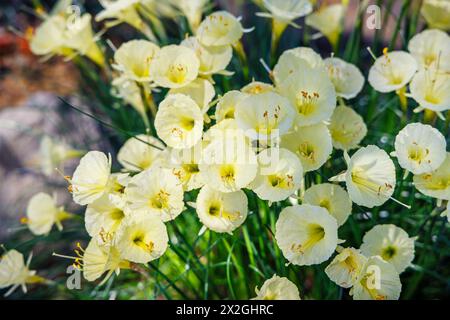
<box><xmin>167</xmin><ymin>63</ymin><xmax>188</xmax><ymax>84</ymax></box>
<box><xmin>295</xmin><ymin>91</ymin><xmax>320</xmax><ymax>116</ymax></box>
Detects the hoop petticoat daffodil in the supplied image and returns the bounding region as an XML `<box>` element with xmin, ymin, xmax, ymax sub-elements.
<box><xmin>305</xmin><ymin>4</ymin><xmax>346</xmax><ymax>50</ymax></box>
<box><xmin>303</xmin><ymin>183</ymin><xmax>352</xmax><ymax>227</ymax></box>
<box><xmin>114</xmin><ymin>213</ymin><xmax>169</xmax><ymax>264</ymax></box>
<box><xmin>26</xmin><ymin>192</ymin><xmax>73</xmax><ymax>236</ymax></box>
<box><xmin>0</xmin><ymin>250</ymin><xmax>47</xmax><ymax>297</ymax></box>
<box><xmin>351</xmin><ymin>256</ymin><xmax>401</xmax><ymax>300</ymax></box>
<box><xmin>408</xmin><ymin>29</ymin><xmax>450</xmax><ymax>72</ymax></box>
<box><xmin>249</xmin><ymin>148</ymin><xmax>303</xmax><ymax>202</ymax></box>
<box><xmin>329</xmin><ymin>145</ymin><xmax>408</xmax><ymax>209</ymax></box>
<box><xmin>125</xmin><ymin>167</ymin><xmax>185</xmax><ymax>222</ymax></box>
<box><xmin>360</xmin><ymin>224</ymin><xmax>416</xmax><ymax>274</ymax></box>
<box><xmin>328</xmin><ymin>105</ymin><xmax>367</xmax><ymax>151</ymax></box>
<box><xmin>154</xmin><ymin>94</ymin><xmax>204</xmax><ymax>149</ymax></box>
<box><xmin>113</xmin><ymin>40</ymin><xmax>160</xmax><ymax>83</ymax></box>
<box><xmin>195</xmin><ymin>185</ymin><xmax>248</xmax><ymax>234</ymax></box>
<box><xmin>117</xmin><ymin>135</ymin><xmax>165</xmax><ymax>172</ymax></box>
<box><xmin>150</xmin><ymin>45</ymin><xmax>200</xmax><ymax>89</ymax></box>
<box><xmin>257</xmin><ymin>0</ymin><xmax>313</xmax><ymax>53</ymax></box>
<box><xmin>96</xmin><ymin>0</ymin><xmax>156</xmax><ymax>41</ymax></box>
<box><xmin>325</xmin><ymin>247</ymin><xmax>367</xmax><ymax>288</ymax></box>
<box><xmin>413</xmin><ymin>152</ymin><xmax>450</xmax><ymax>201</ymax></box>
<box><xmin>253</xmin><ymin>275</ymin><xmax>301</xmax><ymax>300</ymax></box>
<box><xmin>324</xmin><ymin>57</ymin><xmax>365</xmax><ymax>100</ymax></box>
<box><xmin>409</xmin><ymin>69</ymin><xmax>450</xmax><ymax>118</ymax></box>
<box><xmin>275</xmin><ymin>204</ymin><xmax>339</xmax><ymax>266</ymax></box>
<box><xmin>392</xmin><ymin>122</ymin><xmax>447</xmax><ymax>175</ymax></box>
<box><xmin>420</xmin><ymin>0</ymin><xmax>450</xmax><ymax>31</ymax></box>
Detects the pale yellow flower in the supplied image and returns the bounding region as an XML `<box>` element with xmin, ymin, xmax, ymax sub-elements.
<box><xmin>96</xmin><ymin>0</ymin><xmax>155</xmax><ymax>40</ymax></box>
<box><xmin>277</xmin><ymin>60</ymin><xmax>336</xmax><ymax>126</ymax></box>
<box><xmin>368</xmin><ymin>51</ymin><xmax>418</xmax><ymax>93</ymax></box>
<box><xmin>351</xmin><ymin>256</ymin><xmax>401</xmax><ymax>300</ymax></box>
<box><xmin>360</xmin><ymin>224</ymin><xmax>415</xmax><ymax>274</ymax></box>
<box><xmin>241</xmin><ymin>81</ymin><xmax>276</xmax><ymax>95</ymax></box>
<box><xmin>181</xmin><ymin>36</ymin><xmax>233</xmax><ymax>76</ymax></box>
<box><xmin>325</xmin><ymin>247</ymin><xmax>367</xmax><ymax>288</ymax></box>
<box><xmin>114</xmin><ymin>213</ymin><xmax>169</xmax><ymax>264</ymax></box>
<box><xmin>261</xmin><ymin>0</ymin><xmax>312</xmax><ymax>24</ymax></box>
<box><xmin>197</xmin><ymin>11</ymin><xmax>244</xmax><ymax>47</ymax></box>
<box><xmin>324</xmin><ymin>57</ymin><xmax>365</xmax><ymax>99</ymax></box>
<box><xmin>30</xmin><ymin>15</ymin><xmax>67</xmax><ymax>57</ymax></box>
<box><xmin>413</xmin><ymin>152</ymin><xmax>450</xmax><ymax>201</ymax></box>
<box><xmin>0</xmin><ymin>250</ymin><xmax>44</xmax><ymax>297</ymax></box>
<box><xmin>113</xmin><ymin>39</ymin><xmax>159</xmax><ymax>83</ymax></box>
<box><xmin>421</xmin><ymin>0</ymin><xmax>450</xmax><ymax>31</ymax></box>
<box><xmin>328</xmin><ymin>105</ymin><xmax>367</xmax><ymax>151</ymax></box>
<box><xmin>83</xmin><ymin>239</ymin><xmax>130</xmax><ymax>283</ymax></box>
<box><xmin>214</xmin><ymin>90</ymin><xmax>248</xmax><ymax>122</ymax></box>
<box><xmin>170</xmin><ymin>0</ymin><xmax>208</xmax><ymax>31</ymax></box>
<box><xmin>71</xmin><ymin>151</ymin><xmax>112</xmax><ymax>206</ymax></box>
<box><xmin>117</xmin><ymin>135</ymin><xmax>165</xmax><ymax>172</ymax></box>
<box><xmin>393</xmin><ymin>123</ymin><xmax>446</xmax><ymax>175</ymax></box>
<box><xmin>162</xmin><ymin>143</ymin><xmax>205</xmax><ymax>191</ymax></box>
<box><xmin>26</xmin><ymin>192</ymin><xmax>72</xmax><ymax>236</ymax></box>
<box><xmin>235</xmin><ymin>92</ymin><xmax>295</xmax><ymax>141</ymax></box>
<box><xmin>408</xmin><ymin>29</ymin><xmax>450</xmax><ymax>71</ymax></box>
<box><xmin>150</xmin><ymin>45</ymin><xmax>200</xmax><ymax>88</ymax></box>
<box><xmin>196</xmin><ymin>185</ymin><xmax>248</xmax><ymax>234</ymax></box>
<box><xmin>39</xmin><ymin>135</ymin><xmax>84</xmax><ymax>176</ymax></box>
<box><xmin>303</xmin><ymin>183</ymin><xmax>352</xmax><ymax>226</ymax></box>
<box><xmin>281</xmin><ymin>122</ymin><xmax>332</xmax><ymax>172</ymax></box>
<box><xmin>169</xmin><ymin>78</ymin><xmax>215</xmax><ymax>114</ymax></box>
<box><xmin>273</xmin><ymin>47</ymin><xmax>324</xmax><ymax>86</ymax></box>
<box><xmin>199</xmin><ymin>134</ymin><xmax>258</xmax><ymax>193</ymax></box>
<box><xmin>125</xmin><ymin>167</ymin><xmax>185</xmax><ymax>222</ymax></box>
<box><xmin>253</xmin><ymin>275</ymin><xmax>301</xmax><ymax>300</ymax></box>
<box><xmin>154</xmin><ymin>94</ymin><xmax>204</xmax><ymax>149</ymax></box>
<box><xmin>85</xmin><ymin>194</ymin><xmax>127</xmax><ymax>245</ymax></box>
<box><xmin>331</xmin><ymin>145</ymin><xmax>397</xmax><ymax>208</ymax></box>
<box><xmin>305</xmin><ymin>4</ymin><xmax>346</xmax><ymax>49</ymax></box>
<box><xmin>250</xmin><ymin>148</ymin><xmax>303</xmax><ymax>202</ymax></box>
<box><xmin>275</xmin><ymin>204</ymin><xmax>338</xmax><ymax>266</ymax></box>
<box><xmin>410</xmin><ymin>69</ymin><xmax>450</xmax><ymax>113</ymax></box>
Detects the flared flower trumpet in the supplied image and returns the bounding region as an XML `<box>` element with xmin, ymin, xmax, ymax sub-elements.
<box><xmin>303</xmin><ymin>183</ymin><xmax>352</xmax><ymax>226</ymax></box>
<box><xmin>392</xmin><ymin>122</ymin><xmax>447</xmax><ymax>175</ymax></box>
<box><xmin>360</xmin><ymin>224</ymin><xmax>415</xmax><ymax>274</ymax></box>
<box><xmin>275</xmin><ymin>204</ymin><xmax>338</xmax><ymax>266</ymax></box>
<box><xmin>330</xmin><ymin>145</ymin><xmax>398</xmax><ymax>208</ymax></box>
<box><xmin>196</xmin><ymin>185</ymin><xmax>248</xmax><ymax>234</ymax></box>
<box><xmin>26</xmin><ymin>192</ymin><xmax>73</xmax><ymax>236</ymax></box>
<box><xmin>253</xmin><ymin>275</ymin><xmax>301</xmax><ymax>300</ymax></box>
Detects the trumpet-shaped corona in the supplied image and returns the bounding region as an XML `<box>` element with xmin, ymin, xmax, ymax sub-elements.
<box><xmin>303</xmin><ymin>183</ymin><xmax>352</xmax><ymax>226</ymax></box>
<box><xmin>150</xmin><ymin>45</ymin><xmax>200</xmax><ymax>88</ymax></box>
<box><xmin>250</xmin><ymin>148</ymin><xmax>303</xmax><ymax>202</ymax></box>
<box><xmin>281</xmin><ymin>122</ymin><xmax>333</xmax><ymax>172</ymax></box>
<box><xmin>360</xmin><ymin>224</ymin><xmax>415</xmax><ymax>273</ymax></box>
<box><xmin>196</xmin><ymin>185</ymin><xmax>248</xmax><ymax>233</ymax></box>
<box><xmin>277</xmin><ymin>60</ymin><xmax>336</xmax><ymax>126</ymax></box>
<box><xmin>325</xmin><ymin>247</ymin><xmax>367</xmax><ymax>288</ymax></box>
<box><xmin>275</xmin><ymin>204</ymin><xmax>338</xmax><ymax>266</ymax></box>
<box><xmin>253</xmin><ymin>275</ymin><xmax>301</xmax><ymax>300</ymax></box>
<box><xmin>155</xmin><ymin>94</ymin><xmax>204</xmax><ymax>149</ymax></box>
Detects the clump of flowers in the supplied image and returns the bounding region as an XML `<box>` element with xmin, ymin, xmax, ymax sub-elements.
<box><xmin>3</xmin><ymin>0</ymin><xmax>449</xmax><ymax>301</ymax></box>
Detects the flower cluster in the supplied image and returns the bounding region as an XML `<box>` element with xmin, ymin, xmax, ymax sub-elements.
<box><xmin>2</xmin><ymin>0</ymin><xmax>448</xmax><ymax>300</ymax></box>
